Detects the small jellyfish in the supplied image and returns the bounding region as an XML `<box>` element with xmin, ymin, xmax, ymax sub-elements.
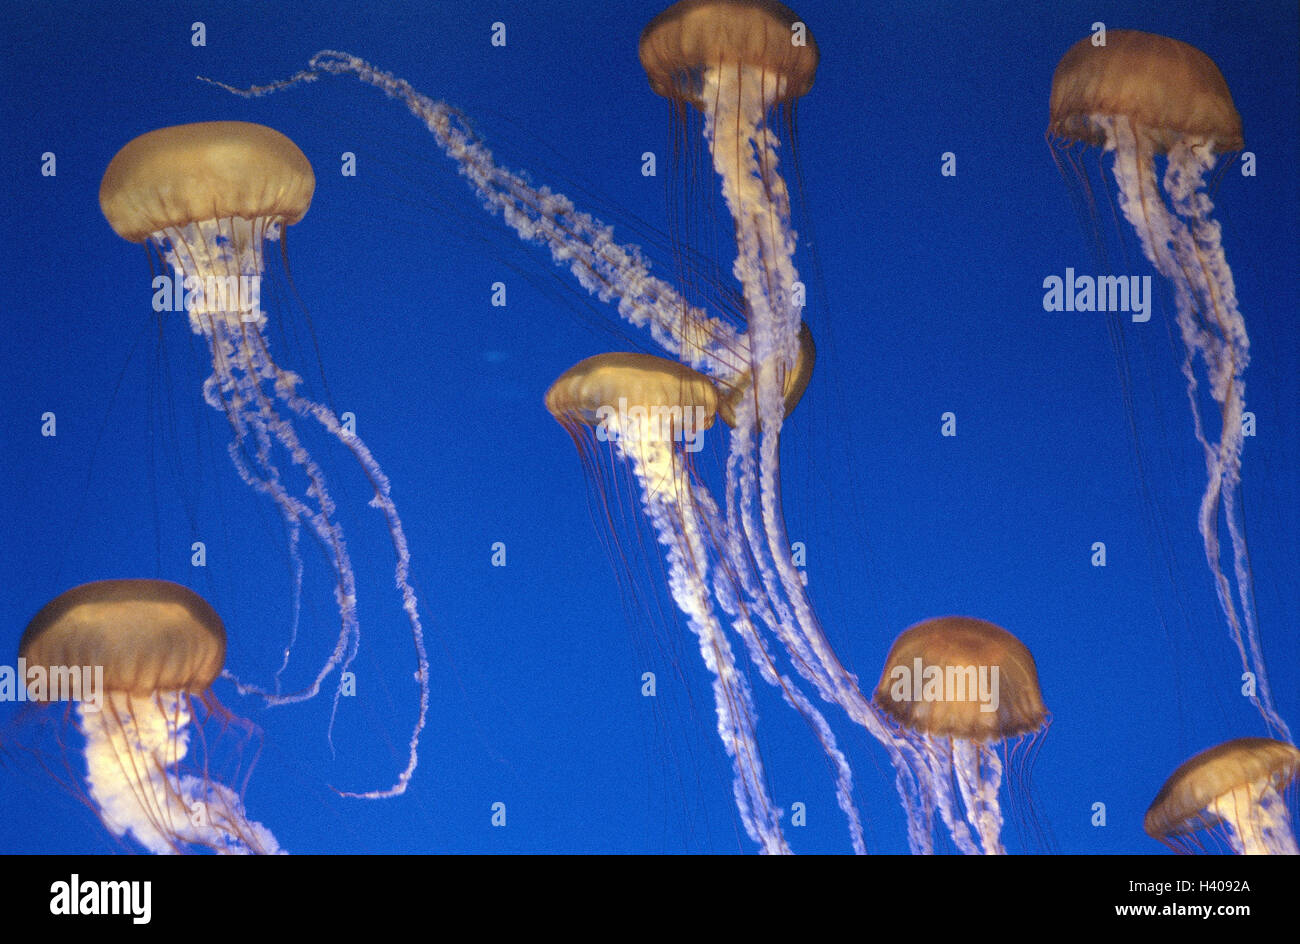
<box><xmin>638</xmin><ymin>8</ymin><xmax>895</xmax><ymax>818</ymax></box>
<box><xmin>100</xmin><ymin>122</ymin><xmax>428</xmax><ymax>797</ymax></box>
<box><xmin>1048</xmin><ymin>32</ymin><xmax>1288</xmax><ymax>739</ymax></box>
<box><xmin>873</xmin><ymin>616</ymin><xmax>1049</xmax><ymax>854</ymax></box>
<box><xmin>545</xmin><ymin>352</ymin><xmax>790</xmax><ymax>853</ymax></box>
<box><xmin>19</xmin><ymin>579</ymin><xmax>280</xmax><ymax>854</ymax></box>
<box><xmin>1146</xmin><ymin>737</ymin><xmax>1300</xmax><ymax>855</ymax></box>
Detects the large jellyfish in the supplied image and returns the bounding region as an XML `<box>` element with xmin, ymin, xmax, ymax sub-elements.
<box><xmin>98</xmin><ymin>121</ymin><xmax>429</xmax><ymax>796</ymax></box>
<box><xmin>1047</xmin><ymin>32</ymin><xmax>1288</xmax><ymax>741</ymax></box>
<box><xmin>1145</xmin><ymin>737</ymin><xmax>1300</xmax><ymax>854</ymax></box>
<box><xmin>18</xmin><ymin>579</ymin><xmax>280</xmax><ymax>854</ymax></box>
<box><xmin>873</xmin><ymin>616</ymin><xmax>1050</xmax><ymax>855</ymax></box>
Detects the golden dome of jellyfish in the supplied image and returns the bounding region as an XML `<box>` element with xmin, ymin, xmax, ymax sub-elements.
<box><xmin>873</xmin><ymin>616</ymin><xmax>1049</xmax><ymax>854</ymax></box>
<box><xmin>638</xmin><ymin>0</ymin><xmax>819</xmax><ymax>105</ymax></box>
<box><xmin>1145</xmin><ymin>738</ymin><xmax>1300</xmax><ymax>854</ymax></box>
<box><xmin>100</xmin><ymin>122</ymin><xmax>430</xmax><ymax>798</ymax></box>
<box><xmin>100</xmin><ymin>121</ymin><xmax>315</xmax><ymax>244</ymax></box>
<box><xmin>19</xmin><ymin>580</ymin><xmax>279</xmax><ymax>854</ymax></box>
<box><xmin>1048</xmin><ymin>34</ymin><xmax>1288</xmax><ymax>740</ymax></box>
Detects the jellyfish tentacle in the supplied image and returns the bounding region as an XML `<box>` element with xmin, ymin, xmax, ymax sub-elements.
<box><xmin>611</xmin><ymin>411</ymin><xmax>789</xmax><ymax>854</ymax></box>
<box><xmin>81</xmin><ymin>692</ymin><xmax>281</xmax><ymax>854</ymax></box>
<box><xmin>157</xmin><ymin>212</ymin><xmax>428</xmax><ymax>798</ymax></box>
<box><xmin>951</xmin><ymin>739</ymin><xmax>1007</xmax><ymax>855</ymax></box>
<box><xmin>265</xmin><ymin>341</ymin><xmax>431</xmax><ymax>799</ymax></box>
<box><xmin>202</xmin><ymin>54</ymin><xmax>750</xmax><ymax>383</ymax></box>
<box><xmin>157</xmin><ymin>217</ymin><xmax>362</xmax><ymax>717</ymax></box>
<box><xmin>695</xmin><ymin>479</ymin><xmax>867</xmax><ymax>853</ymax></box>
<box><xmin>178</xmin><ymin>257</ymin><xmax>363</xmax><ymax>717</ymax></box>
<box><xmin>687</xmin><ymin>46</ymin><xmax>935</xmax><ymax>839</ymax></box>
<box><xmin>1100</xmin><ymin>114</ymin><xmax>1289</xmax><ymax>741</ymax></box>
<box><xmin>919</xmin><ymin>735</ymin><xmax>980</xmax><ymax>855</ymax></box>
<box><xmin>1210</xmin><ymin>783</ymin><xmax>1299</xmax><ymax>855</ymax></box>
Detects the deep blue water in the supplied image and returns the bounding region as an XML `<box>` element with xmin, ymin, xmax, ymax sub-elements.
<box><xmin>1</xmin><ymin>0</ymin><xmax>1296</xmax><ymax>854</ymax></box>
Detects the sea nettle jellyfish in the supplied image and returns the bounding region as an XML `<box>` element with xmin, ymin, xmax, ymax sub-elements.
<box><xmin>545</xmin><ymin>350</ymin><xmax>869</xmax><ymax>853</ymax></box>
<box><xmin>639</xmin><ymin>1</ymin><xmax>942</xmax><ymax>853</ymax></box>
<box><xmin>18</xmin><ymin>580</ymin><xmax>279</xmax><ymax>854</ymax></box>
<box><xmin>1146</xmin><ymin>737</ymin><xmax>1300</xmax><ymax>854</ymax></box>
<box><xmin>99</xmin><ymin>121</ymin><xmax>429</xmax><ymax>797</ymax></box>
<box><xmin>873</xmin><ymin>616</ymin><xmax>1050</xmax><ymax>855</ymax></box>
<box><xmin>1047</xmin><ymin>31</ymin><xmax>1288</xmax><ymax>740</ymax></box>
<box><xmin>546</xmin><ymin>352</ymin><xmax>786</xmax><ymax>853</ymax></box>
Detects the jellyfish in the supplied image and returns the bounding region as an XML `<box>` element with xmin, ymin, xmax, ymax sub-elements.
<box><xmin>18</xmin><ymin>579</ymin><xmax>280</xmax><ymax>854</ymax></box>
<box><xmin>1146</xmin><ymin>737</ymin><xmax>1300</xmax><ymax>854</ymax></box>
<box><xmin>98</xmin><ymin>121</ymin><xmax>429</xmax><ymax>797</ymax></box>
<box><xmin>1048</xmin><ymin>32</ymin><xmax>1288</xmax><ymax>741</ymax></box>
<box><xmin>542</xmin><ymin>340</ymin><xmax>889</xmax><ymax>853</ymax></box>
<box><xmin>872</xmin><ymin>616</ymin><xmax>1050</xmax><ymax>855</ymax></box>
<box><xmin>545</xmin><ymin>352</ymin><xmax>795</xmax><ymax>852</ymax></box>
<box><xmin>641</xmin><ymin>5</ymin><xmax>954</xmax><ymax>852</ymax></box>
<box><xmin>637</xmin><ymin>1</ymin><xmax>825</xmax><ymax>713</ymax></box>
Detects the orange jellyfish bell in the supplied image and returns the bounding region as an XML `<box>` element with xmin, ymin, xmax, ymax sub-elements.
<box><xmin>874</xmin><ymin>616</ymin><xmax>1048</xmax><ymax>743</ymax></box>
<box><xmin>639</xmin><ymin>0</ymin><xmax>819</xmax><ymax>106</ymax></box>
<box><xmin>99</xmin><ymin>121</ymin><xmax>314</xmax><ymax>243</ymax></box>
<box><xmin>1145</xmin><ymin>738</ymin><xmax>1300</xmax><ymax>854</ymax></box>
<box><xmin>1049</xmin><ymin>29</ymin><xmax>1242</xmax><ymax>152</ymax></box>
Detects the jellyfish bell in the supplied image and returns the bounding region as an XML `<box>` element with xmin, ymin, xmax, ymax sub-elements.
<box><xmin>1046</xmin><ymin>28</ymin><xmax>1243</xmax><ymax>270</ymax></box>
<box><xmin>875</xmin><ymin>616</ymin><xmax>1047</xmax><ymax>742</ymax></box>
<box><xmin>100</xmin><ymin>121</ymin><xmax>313</xmax><ymax>334</ymax></box>
<box><xmin>99</xmin><ymin>121</ymin><xmax>431</xmax><ymax>799</ymax></box>
<box><xmin>1049</xmin><ymin>30</ymin><xmax>1242</xmax><ymax>153</ymax></box>
<box><xmin>639</xmin><ymin>0</ymin><xmax>818</xmax><ymax>102</ymax></box>
<box><xmin>100</xmin><ymin>121</ymin><xmax>315</xmax><ymax>242</ymax></box>
<box><xmin>21</xmin><ymin>578</ymin><xmax>226</xmax><ymax>697</ymax></box>
<box><xmin>546</xmin><ymin>351</ymin><xmax>720</xmax><ymax>459</ymax></box>
<box><xmin>873</xmin><ymin>616</ymin><xmax>1050</xmax><ymax>854</ymax></box>
<box><xmin>16</xmin><ymin>579</ymin><xmax>279</xmax><ymax>854</ymax></box>
<box><xmin>1146</xmin><ymin>737</ymin><xmax>1300</xmax><ymax>855</ymax></box>
<box><xmin>1046</xmin><ymin>28</ymin><xmax>1243</xmax><ymax>236</ymax></box>
<box><xmin>1047</xmin><ymin>31</ymin><xmax>1288</xmax><ymax>741</ymax></box>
